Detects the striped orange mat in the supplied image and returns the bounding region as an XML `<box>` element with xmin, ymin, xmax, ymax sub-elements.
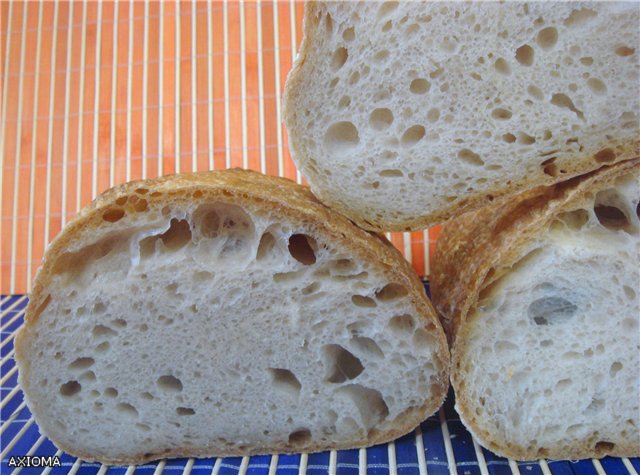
<box><xmin>0</xmin><ymin>0</ymin><xmax>440</xmax><ymax>295</ymax></box>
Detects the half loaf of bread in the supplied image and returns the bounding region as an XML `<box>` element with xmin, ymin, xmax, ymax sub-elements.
<box><xmin>284</xmin><ymin>1</ymin><xmax>640</xmax><ymax>231</ymax></box>
<box><xmin>15</xmin><ymin>169</ymin><xmax>449</xmax><ymax>464</ymax></box>
<box><xmin>431</xmin><ymin>159</ymin><xmax>639</xmax><ymax>460</ymax></box>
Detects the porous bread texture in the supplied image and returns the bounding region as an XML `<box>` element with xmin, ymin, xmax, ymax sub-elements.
<box><xmin>431</xmin><ymin>159</ymin><xmax>640</xmax><ymax>460</ymax></box>
<box><xmin>284</xmin><ymin>1</ymin><xmax>640</xmax><ymax>231</ymax></box>
<box><xmin>15</xmin><ymin>169</ymin><xmax>449</xmax><ymax>465</ymax></box>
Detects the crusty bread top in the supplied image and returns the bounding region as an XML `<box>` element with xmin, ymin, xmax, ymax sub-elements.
<box><xmin>17</xmin><ymin>169</ymin><xmax>450</xmax><ymax>464</ymax></box>
<box><xmin>431</xmin><ymin>157</ymin><xmax>639</xmax><ymax>342</ymax></box>
<box><xmin>284</xmin><ymin>1</ymin><xmax>640</xmax><ymax>231</ymax></box>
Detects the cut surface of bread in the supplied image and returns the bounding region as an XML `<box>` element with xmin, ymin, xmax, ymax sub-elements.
<box><xmin>15</xmin><ymin>169</ymin><xmax>449</xmax><ymax>465</ymax></box>
<box><xmin>284</xmin><ymin>1</ymin><xmax>640</xmax><ymax>230</ymax></box>
<box><xmin>431</xmin><ymin>159</ymin><xmax>640</xmax><ymax>460</ymax></box>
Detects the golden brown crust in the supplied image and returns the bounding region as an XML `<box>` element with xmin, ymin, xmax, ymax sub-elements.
<box><xmin>283</xmin><ymin>2</ymin><xmax>640</xmax><ymax>232</ymax></box>
<box><xmin>16</xmin><ymin>168</ymin><xmax>450</xmax><ymax>464</ymax></box>
<box><xmin>431</xmin><ymin>158</ymin><xmax>640</xmax><ymax>460</ymax></box>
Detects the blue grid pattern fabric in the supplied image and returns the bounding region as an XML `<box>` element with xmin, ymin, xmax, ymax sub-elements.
<box><xmin>1</xmin><ymin>295</ymin><xmax>638</xmax><ymax>475</ymax></box>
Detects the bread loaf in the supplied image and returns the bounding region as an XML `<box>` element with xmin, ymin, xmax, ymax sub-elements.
<box><xmin>15</xmin><ymin>169</ymin><xmax>449</xmax><ymax>464</ymax></box>
<box><xmin>284</xmin><ymin>1</ymin><xmax>640</xmax><ymax>231</ymax></box>
<box><xmin>431</xmin><ymin>159</ymin><xmax>640</xmax><ymax>460</ymax></box>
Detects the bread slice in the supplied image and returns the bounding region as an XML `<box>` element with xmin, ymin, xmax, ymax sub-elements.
<box><xmin>284</xmin><ymin>2</ymin><xmax>640</xmax><ymax>231</ymax></box>
<box><xmin>15</xmin><ymin>169</ymin><xmax>449</xmax><ymax>465</ymax></box>
<box><xmin>431</xmin><ymin>159</ymin><xmax>640</xmax><ymax>460</ymax></box>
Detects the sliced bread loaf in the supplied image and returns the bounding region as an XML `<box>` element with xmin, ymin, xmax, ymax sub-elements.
<box><xmin>431</xmin><ymin>159</ymin><xmax>640</xmax><ymax>460</ymax></box>
<box><xmin>15</xmin><ymin>169</ymin><xmax>449</xmax><ymax>464</ymax></box>
<box><xmin>284</xmin><ymin>2</ymin><xmax>640</xmax><ymax>231</ymax></box>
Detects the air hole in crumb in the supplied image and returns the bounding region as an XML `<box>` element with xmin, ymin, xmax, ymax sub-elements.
<box><xmin>502</xmin><ymin>133</ymin><xmax>516</xmax><ymax>143</ymax></box>
<box><xmin>515</xmin><ymin>45</ymin><xmax>534</xmax><ymax>66</ymax></box>
<box><xmin>288</xmin><ymin>234</ymin><xmax>317</xmax><ymax>265</ymax></box>
<box><xmin>491</xmin><ymin>108</ymin><xmax>512</xmax><ymax>120</ymax></box>
<box><xmin>518</xmin><ymin>133</ymin><xmax>536</xmax><ymax>145</ymax></box>
<box><xmin>556</xmin><ymin>209</ymin><xmax>589</xmax><ymax>230</ymax></box>
<box><xmin>302</xmin><ymin>282</ymin><xmax>321</xmax><ymax>295</ymax></box>
<box><xmin>594</xmin><ymin>205</ymin><xmax>629</xmax><ymax>231</ymax></box>
<box><xmin>104</xmin><ymin>387</ymin><xmax>118</xmax><ymax>398</ymax></box>
<box><xmin>323</xmin><ymin>344</ymin><xmax>364</xmax><ymax>383</ymax></box>
<box><xmin>610</xmin><ymin>362</ymin><xmax>623</xmax><ymax>377</ymax></box>
<box><xmin>527</xmin><ymin>85</ymin><xmax>544</xmax><ymax>100</ymax></box>
<box><xmin>410</xmin><ymin>78</ymin><xmax>430</xmax><ymax>94</ymax></box>
<box><xmin>268</xmin><ymin>368</ymin><xmax>302</xmax><ymax>396</ymax></box>
<box><xmin>102</xmin><ymin>208</ymin><xmax>125</xmax><ymax>222</ymax></box>
<box><xmin>593</xmin><ymin>148</ymin><xmax>615</xmax><ymax>163</ymax></box>
<box><xmin>112</xmin><ymin>318</ymin><xmax>127</xmax><ymax>328</ymax></box>
<box><xmin>342</xmin><ymin>27</ymin><xmax>355</xmax><ymax>42</ymax></box>
<box><xmin>389</xmin><ymin>314</ymin><xmax>415</xmax><ymax>333</ymax></box>
<box><xmin>134</xmin><ymin>199</ymin><xmax>148</xmax><ymax>212</ymax></box>
<box><xmin>176</xmin><ymin>407</ymin><xmax>196</xmax><ymax>416</ymax></box>
<box><xmin>615</xmin><ymin>46</ymin><xmax>635</xmax><ymax>57</ymax></box>
<box><xmin>331</xmin><ymin>47</ymin><xmax>348</xmax><ymax>71</ymax></box>
<box><xmin>623</xmin><ymin>285</ymin><xmax>636</xmax><ymax>300</ymax></box>
<box><xmin>288</xmin><ymin>429</ymin><xmax>312</xmax><ymax>446</ymax></box>
<box><xmin>374</xmin><ymin>50</ymin><xmax>390</xmax><ymax>62</ymax></box>
<box><xmin>536</xmin><ymin>27</ymin><xmax>557</xmax><ymax>49</ymax></box>
<box><xmin>351</xmin><ymin>295</ymin><xmax>377</xmax><ymax>308</ymax></box>
<box><xmin>379</xmin><ymin>169</ymin><xmax>403</xmax><ymax>177</ymax></box>
<box><xmin>427</xmin><ymin>108</ymin><xmax>440</xmax><ymax>122</ymax></box>
<box><xmin>587</xmin><ymin>78</ymin><xmax>607</xmax><ymax>95</ymax></box>
<box><xmin>401</xmin><ymin>125</ymin><xmax>425</xmax><ymax>147</ymax></box>
<box><xmin>141</xmin><ymin>392</ymin><xmax>154</xmax><ymax>400</ymax></box>
<box><xmin>96</xmin><ymin>341</ymin><xmax>110</xmax><ymax>352</ymax></box>
<box><xmin>117</xmin><ymin>402</ymin><xmax>139</xmax><ymax>417</ymax></box>
<box><xmin>458</xmin><ymin>149</ymin><xmax>484</xmax><ymax>166</ymax></box>
<box><xmin>550</xmin><ymin>94</ymin><xmax>584</xmax><ymax>120</ymax></box>
<box><xmin>60</xmin><ymin>381</ymin><xmax>81</xmax><ymax>396</ymax></box>
<box><xmin>377</xmin><ymin>1</ymin><xmax>399</xmax><ymax>20</ymax></box>
<box><xmin>337</xmin><ymin>384</ymin><xmax>389</xmax><ymax>430</ymax></box>
<box><xmin>157</xmin><ymin>375</ymin><xmax>183</xmax><ymax>392</ymax></box>
<box><xmin>140</xmin><ymin>219</ymin><xmax>192</xmax><ymax>257</ymax></box>
<box><xmin>350</xmin><ymin>337</ymin><xmax>385</xmax><ymax>359</ymax></box>
<box><xmin>92</xmin><ymin>324</ymin><xmax>117</xmax><ymax>338</ymax></box>
<box><xmin>564</xmin><ymin>8</ymin><xmax>597</xmax><ymax>27</ymax></box>
<box><xmin>324</xmin><ymin>121</ymin><xmax>359</xmax><ymax>152</ymax></box>
<box><xmin>369</xmin><ymin>108</ymin><xmax>394</xmax><ymax>130</ymax></box>
<box><xmin>376</xmin><ymin>283</ymin><xmax>408</xmax><ymax>301</ymax></box>
<box><xmin>256</xmin><ymin>232</ymin><xmax>277</xmax><ymax>261</ymax></box>
<box><xmin>68</xmin><ymin>357</ymin><xmax>95</xmax><ymax>370</ymax></box>
<box><xmin>494</xmin><ymin>58</ymin><xmax>511</xmax><ymax>74</ymax></box>
<box><xmin>528</xmin><ymin>296</ymin><xmax>577</xmax><ymax>325</ymax></box>
<box><xmin>595</xmin><ymin>441</ymin><xmax>615</xmax><ymax>454</ymax></box>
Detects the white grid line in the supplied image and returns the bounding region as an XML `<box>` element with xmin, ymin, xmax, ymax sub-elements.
<box><xmin>75</xmin><ymin>0</ymin><xmax>88</xmax><ymax>216</ymax></box>
<box><xmin>439</xmin><ymin>408</ymin><xmax>457</xmax><ymax>475</ymax></box>
<box><xmin>272</xmin><ymin>0</ymin><xmax>284</xmax><ymax>177</ymax></box>
<box><xmin>142</xmin><ymin>0</ymin><xmax>149</xmax><ymax>179</ymax></box>
<box><xmin>174</xmin><ymin>0</ymin><xmax>181</xmax><ymax>174</ymax></box>
<box><xmin>0</xmin><ymin>418</ymin><xmax>35</xmax><ymax>460</ymax></box>
<box><xmin>387</xmin><ymin>441</ymin><xmax>398</xmax><ymax>475</ymax></box>
<box><xmin>0</xmin><ymin>365</ymin><xmax>17</xmax><ymax>386</ymax></box>
<box><xmin>206</xmin><ymin>0</ymin><xmax>214</xmax><ymax>170</ymax></box>
<box><xmin>298</xmin><ymin>453</ymin><xmax>308</xmax><ymax>475</ymax></box>
<box><xmin>0</xmin><ymin>295</ymin><xmax>27</xmax><ymax>331</ymax></box>
<box><xmin>257</xmin><ymin>0</ymin><xmax>266</xmax><ymax>174</ymax></box>
<box><xmin>109</xmin><ymin>0</ymin><xmax>119</xmax><ymax>188</ymax></box>
<box><xmin>154</xmin><ymin>460</ymin><xmax>167</xmax><ymax>475</ymax></box>
<box><xmin>190</xmin><ymin>0</ymin><xmax>197</xmax><ymax>173</ymax></box>
<box><xmin>538</xmin><ymin>459</ymin><xmax>552</xmax><ymax>475</ymax></box>
<box><xmin>423</xmin><ymin>229</ymin><xmax>430</xmax><ymax>276</ymax></box>
<box><xmin>0</xmin><ymin>0</ymin><xmax>13</xmax><ymax>230</ymax></box>
<box><xmin>9</xmin><ymin>1</ymin><xmax>28</xmax><ymax>294</ymax></box>
<box><xmin>509</xmin><ymin>459</ymin><xmax>522</xmax><ymax>474</ymax></box>
<box><xmin>624</xmin><ymin>458</ymin><xmax>639</xmax><ymax>475</ymax></box>
<box><xmin>126</xmin><ymin>0</ymin><xmax>134</xmax><ymax>182</ymax></box>
<box><xmin>592</xmin><ymin>459</ymin><xmax>607</xmax><ymax>475</ymax></box>
<box><xmin>240</xmin><ymin>0</ymin><xmax>248</xmax><ymax>170</ymax></box>
<box><xmin>42</xmin><ymin>2</ymin><xmax>60</xmax><ymax>252</ymax></box>
<box><xmin>67</xmin><ymin>458</ymin><xmax>83</xmax><ymax>475</ymax></box>
<box><xmin>223</xmin><ymin>0</ymin><xmax>231</xmax><ymax>169</ymax></box>
<box><xmin>238</xmin><ymin>456</ymin><xmax>249</xmax><ymax>475</ymax></box>
<box><xmin>415</xmin><ymin>425</ymin><xmax>428</xmax><ymax>475</ymax></box>
<box><xmin>158</xmin><ymin>0</ymin><xmax>164</xmax><ymax>174</ymax></box>
<box><xmin>40</xmin><ymin>449</ymin><xmax>62</xmax><ymax>475</ymax></box>
<box><xmin>61</xmin><ymin>1</ymin><xmax>74</xmax><ymax>227</ymax></box>
<box><xmin>472</xmin><ymin>437</ymin><xmax>490</xmax><ymax>475</ymax></box>
<box><xmin>183</xmin><ymin>458</ymin><xmax>195</xmax><ymax>475</ymax></box>
<box><xmin>211</xmin><ymin>458</ymin><xmax>222</xmax><ymax>475</ymax></box>
<box><xmin>0</xmin><ymin>389</ymin><xmax>23</xmax><ymax>414</ymax></box>
<box><xmin>268</xmin><ymin>454</ymin><xmax>278</xmax><ymax>475</ymax></box>
<box><xmin>25</xmin><ymin>0</ymin><xmax>44</xmax><ymax>293</ymax></box>
<box><xmin>91</xmin><ymin>1</ymin><xmax>103</xmax><ymax>199</ymax></box>
<box><xmin>289</xmin><ymin>0</ymin><xmax>301</xmax><ymax>184</ymax></box>
<box><xmin>11</xmin><ymin>433</ymin><xmax>46</xmax><ymax>475</ymax></box>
